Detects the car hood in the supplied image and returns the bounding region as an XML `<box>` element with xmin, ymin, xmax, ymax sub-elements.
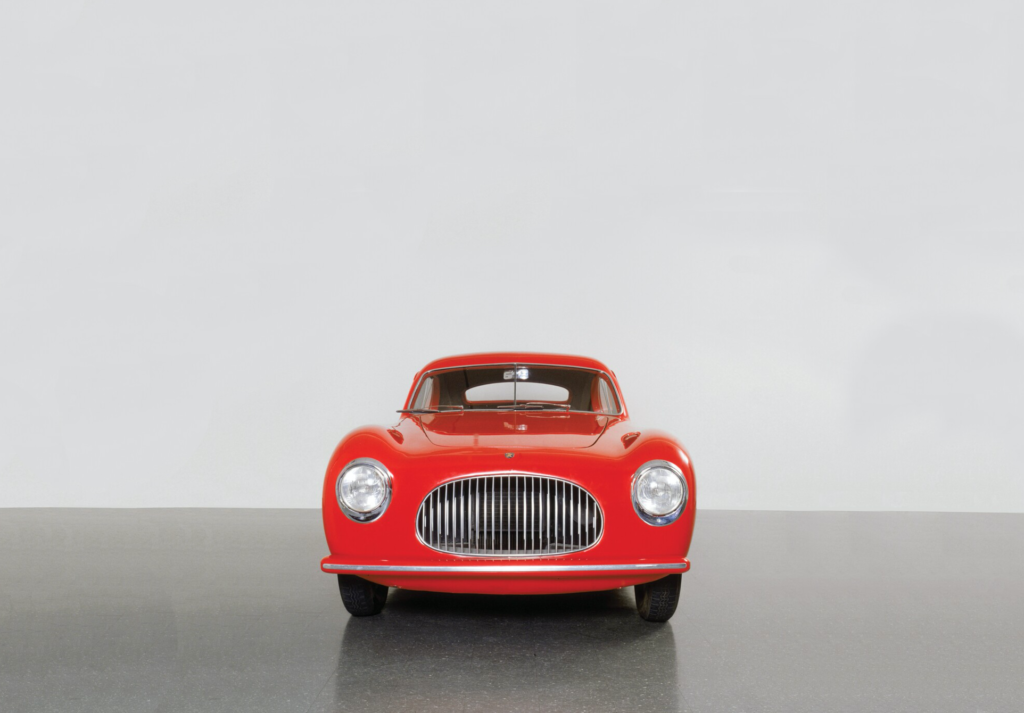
<box><xmin>417</xmin><ymin>411</ymin><xmax>612</xmax><ymax>450</ymax></box>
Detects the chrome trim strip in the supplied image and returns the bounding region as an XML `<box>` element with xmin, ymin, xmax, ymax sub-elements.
<box><xmin>323</xmin><ymin>562</ymin><xmax>688</xmax><ymax>573</ymax></box>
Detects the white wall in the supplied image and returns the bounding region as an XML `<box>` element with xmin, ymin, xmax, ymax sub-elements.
<box><xmin>2</xmin><ymin>1</ymin><xmax>1022</xmax><ymax>511</ymax></box>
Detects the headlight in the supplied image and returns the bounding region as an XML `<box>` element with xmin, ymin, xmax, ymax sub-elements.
<box><xmin>336</xmin><ymin>458</ymin><xmax>392</xmax><ymax>522</ymax></box>
<box><xmin>632</xmin><ymin>460</ymin><xmax>687</xmax><ymax>526</ymax></box>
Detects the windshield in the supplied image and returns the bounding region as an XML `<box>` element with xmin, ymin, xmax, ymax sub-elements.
<box><xmin>407</xmin><ymin>364</ymin><xmax>622</xmax><ymax>414</ymax></box>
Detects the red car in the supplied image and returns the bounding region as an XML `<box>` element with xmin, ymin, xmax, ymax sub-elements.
<box><xmin>320</xmin><ymin>352</ymin><xmax>696</xmax><ymax>622</ymax></box>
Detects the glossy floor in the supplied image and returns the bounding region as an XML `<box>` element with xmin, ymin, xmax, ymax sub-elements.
<box><xmin>1</xmin><ymin>509</ymin><xmax>1021</xmax><ymax>712</ymax></box>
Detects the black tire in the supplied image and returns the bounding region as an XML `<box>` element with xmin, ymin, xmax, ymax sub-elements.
<box><xmin>634</xmin><ymin>574</ymin><xmax>681</xmax><ymax>622</ymax></box>
<box><xmin>337</xmin><ymin>575</ymin><xmax>388</xmax><ymax>616</ymax></box>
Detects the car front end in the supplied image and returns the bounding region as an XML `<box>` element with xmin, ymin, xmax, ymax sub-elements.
<box><xmin>320</xmin><ymin>426</ymin><xmax>694</xmax><ymax>596</ymax></box>
<box><xmin>320</xmin><ymin>354</ymin><xmax>696</xmax><ymax>620</ymax></box>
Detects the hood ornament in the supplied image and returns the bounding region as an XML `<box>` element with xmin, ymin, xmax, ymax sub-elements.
<box><xmin>505</xmin><ymin>452</ymin><xmax>515</xmax><ymax>459</ymax></box>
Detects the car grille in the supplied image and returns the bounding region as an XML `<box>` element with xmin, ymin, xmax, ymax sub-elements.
<box><xmin>416</xmin><ymin>474</ymin><xmax>603</xmax><ymax>556</ymax></box>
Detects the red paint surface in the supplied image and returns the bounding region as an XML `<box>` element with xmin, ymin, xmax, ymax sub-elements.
<box><xmin>321</xmin><ymin>353</ymin><xmax>696</xmax><ymax>595</ymax></box>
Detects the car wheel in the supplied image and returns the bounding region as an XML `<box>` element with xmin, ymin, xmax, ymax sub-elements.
<box><xmin>337</xmin><ymin>575</ymin><xmax>388</xmax><ymax>616</ymax></box>
<box><xmin>634</xmin><ymin>574</ymin><xmax>681</xmax><ymax>622</ymax></box>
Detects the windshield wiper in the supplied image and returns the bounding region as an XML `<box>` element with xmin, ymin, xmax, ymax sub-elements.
<box><xmin>503</xmin><ymin>402</ymin><xmax>571</xmax><ymax>411</ymax></box>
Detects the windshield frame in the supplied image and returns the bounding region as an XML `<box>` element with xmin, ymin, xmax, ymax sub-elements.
<box><xmin>403</xmin><ymin>362</ymin><xmax>625</xmax><ymax>416</ymax></box>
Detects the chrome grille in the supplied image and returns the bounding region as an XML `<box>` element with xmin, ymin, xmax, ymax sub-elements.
<box><xmin>416</xmin><ymin>475</ymin><xmax>603</xmax><ymax>556</ymax></box>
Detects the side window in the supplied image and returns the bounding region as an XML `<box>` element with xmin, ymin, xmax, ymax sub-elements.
<box><xmin>597</xmin><ymin>377</ymin><xmax>618</xmax><ymax>413</ymax></box>
<box><xmin>412</xmin><ymin>377</ymin><xmax>435</xmax><ymax>410</ymax></box>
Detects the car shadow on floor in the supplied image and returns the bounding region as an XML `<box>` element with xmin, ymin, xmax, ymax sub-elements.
<box><xmin>314</xmin><ymin>588</ymin><xmax>682</xmax><ymax>712</ymax></box>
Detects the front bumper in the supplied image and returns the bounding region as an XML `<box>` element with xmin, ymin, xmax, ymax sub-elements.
<box><xmin>320</xmin><ymin>556</ymin><xmax>690</xmax><ymax>594</ymax></box>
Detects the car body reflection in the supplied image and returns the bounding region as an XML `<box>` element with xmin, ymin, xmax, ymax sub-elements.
<box><xmin>319</xmin><ymin>588</ymin><xmax>680</xmax><ymax>712</ymax></box>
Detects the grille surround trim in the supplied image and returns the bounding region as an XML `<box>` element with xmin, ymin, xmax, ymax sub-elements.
<box><xmin>415</xmin><ymin>473</ymin><xmax>605</xmax><ymax>558</ymax></box>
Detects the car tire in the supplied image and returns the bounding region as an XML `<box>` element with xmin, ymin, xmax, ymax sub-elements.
<box><xmin>337</xmin><ymin>575</ymin><xmax>388</xmax><ymax>616</ymax></box>
<box><xmin>634</xmin><ymin>574</ymin><xmax>681</xmax><ymax>622</ymax></box>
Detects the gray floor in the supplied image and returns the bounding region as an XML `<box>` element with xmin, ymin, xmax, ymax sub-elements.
<box><xmin>1</xmin><ymin>510</ymin><xmax>1021</xmax><ymax>712</ymax></box>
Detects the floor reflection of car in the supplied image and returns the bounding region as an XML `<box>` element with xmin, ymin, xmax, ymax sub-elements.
<box><xmin>321</xmin><ymin>353</ymin><xmax>696</xmax><ymax>621</ymax></box>
<box><xmin>324</xmin><ymin>590</ymin><xmax>680</xmax><ymax>712</ymax></box>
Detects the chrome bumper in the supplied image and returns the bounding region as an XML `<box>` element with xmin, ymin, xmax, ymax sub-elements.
<box><xmin>323</xmin><ymin>562</ymin><xmax>688</xmax><ymax>573</ymax></box>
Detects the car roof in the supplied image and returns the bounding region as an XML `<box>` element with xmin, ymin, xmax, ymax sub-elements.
<box><xmin>418</xmin><ymin>352</ymin><xmax>613</xmax><ymax>374</ymax></box>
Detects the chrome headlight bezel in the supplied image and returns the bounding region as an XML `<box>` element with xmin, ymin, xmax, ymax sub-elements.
<box><xmin>336</xmin><ymin>458</ymin><xmax>392</xmax><ymax>522</ymax></box>
<box><xmin>631</xmin><ymin>460</ymin><xmax>687</xmax><ymax>526</ymax></box>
